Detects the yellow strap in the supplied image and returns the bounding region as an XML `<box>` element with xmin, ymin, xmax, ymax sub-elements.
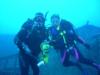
<box><xmin>60</xmin><ymin>31</ymin><xmax>67</xmax><ymax>44</ymax></box>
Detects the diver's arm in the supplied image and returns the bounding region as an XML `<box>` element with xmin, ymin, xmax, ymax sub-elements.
<box><xmin>74</xmin><ymin>31</ymin><xmax>90</xmax><ymax>49</ymax></box>
<box><xmin>47</xmin><ymin>28</ymin><xmax>55</xmax><ymax>46</ymax></box>
<box><xmin>14</xmin><ymin>21</ymin><xmax>30</xmax><ymax>54</ymax></box>
<box><xmin>14</xmin><ymin>28</ymin><xmax>27</xmax><ymax>54</ymax></box>
<box><xmin>14</xmin><ymin>19</ymin><xmax>33</xmax><ymax>53</ymax></box>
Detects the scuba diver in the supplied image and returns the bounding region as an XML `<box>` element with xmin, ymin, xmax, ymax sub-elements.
<box><xmin>14</xmin><ymin>12</ymin><xmax>49</xmax><ymax>75</ymax></box>
<box><xmin>48</xmin><ymin>14</ymin><xmax>100</xmax><ymax>75</ymax></box>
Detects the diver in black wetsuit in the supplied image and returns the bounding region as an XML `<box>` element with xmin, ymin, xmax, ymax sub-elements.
<box><xmin>14</xmin><ymin>12</ymin><xmax>47</xmax><ymax>75</ymax></box>
<box><xmin>49</xmin><ymin>14</ymin><xmax>100</xmax><ymax>75</ymax></box>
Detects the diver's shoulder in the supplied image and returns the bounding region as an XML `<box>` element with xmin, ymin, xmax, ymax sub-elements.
<box><xmin>60</xmin><ymin>19</ymin><xmax>72</xmax><ymax>25</ymax></box>
<box><xmin>22</xmin><ymin>18</ymin><xmax>33</xmax><ymax>29</ymax></box>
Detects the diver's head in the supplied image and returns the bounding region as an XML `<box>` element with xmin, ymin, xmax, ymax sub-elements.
<box><xmin>33</xmin><ymin>12</ymin><xmax>45</xmax><ymax>27</ymax></box>
<box><xmin>51</xmin><ymin>14</ymin><xmax>60</xmax><ymax>27</ymax></box>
